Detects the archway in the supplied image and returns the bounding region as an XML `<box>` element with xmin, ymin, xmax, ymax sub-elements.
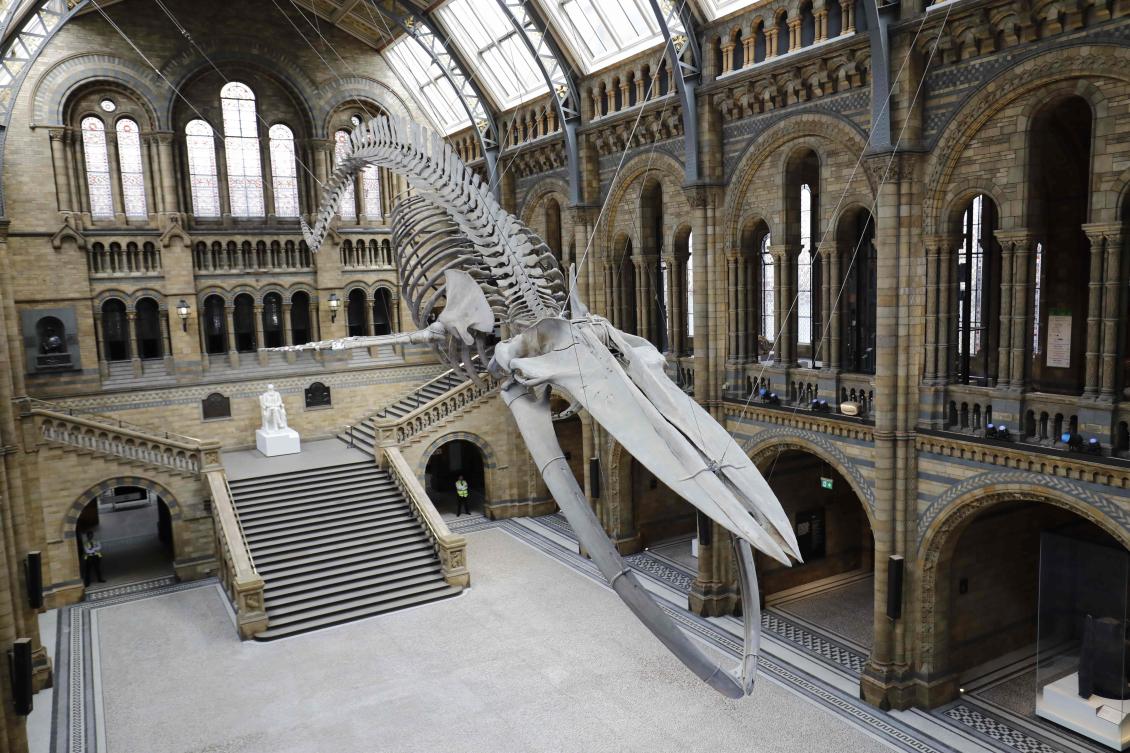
<box><xmin>290</xmin><ymin>291</ymin><xmax>312</xmax><ymax>344</ymax></box>
<box><xmin>202</xmin><ymin>294</ymin><xmax>227</xmax><ymax>354</ymax></box>
<box><xmin>346</xmin><ymin>288</ymin><xmax>368</xmax><ymax>337</ymax></box>
<box><xmin>100</xmin><ymin>298</ymin><xmax>130</xmax><ymax>361</ymax></box>
<box><xmin>261</xmin><ymin>292</ymin><xmax>284</xmax><ymax>348</ymax></box>
<box><xmin>75</xmin><ymin>484</ymin><xmax>175</xmax><ymax>591</ymax></box>
<box><xmin>135</xmin><ymin>297</ymin><xmax>163</xmax><ymax>360</ymax></box>
<box><xmin>233</xmin><ymin>293</ymin><xmax>256</xmax><ymax>352</ymax></box>
<box><xmin>373</xmin><ymin>288</ymin><xmax>394</xmax><ymax>336</ymax></box>
<box><xmin>922</xmin><ymin>497</ymin><xmax>1125</xmax><ymax>711</ymax></box>
<box><xmin>425</xmin><ymin>439</ymin><xmax>486</xmax><ymax>517</ymax></box>
<box><xmin>757</xmin><ymin>447</ymin><xmax>875</xmax><ymax>649</ymax></box>
<box><xmin>629</xmin><ymin>457</ymin><xmax>696</xmax><ymax>551</ymax></box>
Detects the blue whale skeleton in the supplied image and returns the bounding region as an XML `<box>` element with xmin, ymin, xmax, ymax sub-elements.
<box><xmin>275</xmin><ymin>115</ymin><xmax>801</xmax><ymax>698</ymax></box>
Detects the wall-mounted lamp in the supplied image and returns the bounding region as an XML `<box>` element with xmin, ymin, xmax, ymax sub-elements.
<box><xmin>328</xmin><ymin>293</ymin><xmax>341</xmax><ymax>323</ymax></box>
<box><xmin>176</xmin><ymin>299</ymin><xmax>190</xmax><ymax>332</ymax></box>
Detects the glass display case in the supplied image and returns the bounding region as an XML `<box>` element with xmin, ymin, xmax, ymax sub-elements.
<box><xmin>1036</xmin><ymin>530</ymin><xmax>1130</xmax><ymax>750</ymax></box>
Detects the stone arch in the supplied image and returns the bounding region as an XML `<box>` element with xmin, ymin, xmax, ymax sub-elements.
<box><xmin>285</xmin><ymin>283</ymin><xmax>317</xmax><ymax>304</ymax></box>
<box><xmin>923</xmin><ymin>44</ymin><xmax>1130</xmax><ymax>230</ymax></box>
<box><xmin>258</xmin><ymin>283</ymin><xmax>288</xmax><ymax>304</ymax></box>
<box><xmin>61</xmin><ymin>476</ymin><xmax>184</xmax><ymax>541</ymax></box>
<box><xmin>745</xmin><ymin>431</ymin><xmax>877</xmax><ymax>528</ymax></box>
<box><xmin>315</xmin><ymin>78</ymin><xmax>412</xmax><ymax>136</ymax></box>
<box><xmin>416</xmin><ymin>431</ymin><xmax>499</xmax><ymax>505</ymax></box>
<box><xmin>93</xmin><ymin>289</ymin><xmax>132</xmax><ymax>309</ymax></box>
<box><xmin>932</xmin><ymin>182</ymin><xmax>1007</xmax><ymax>237</ymax></box>
<box><xmin>600</xmin><ymin>151</ymin><xmax>686</xmax><ymax>247</ymax></box>
<box><xmin>196</xmin><ymin>286</ymin><xmax>232</xmax><ymax>306</ymax></box>
<box><xmin>160</xmin><ymin>40</ymin><xmax>319</xmax><ymax>134</ymax></box>
<box><xmin>914</xmin><ymin>476</ymin><xmax>1130</xmax><ymax>688</ymax></box>
<box><xmin>128</xmin><ymin>289</ymin><xmax>166</xmax><ymax>310</ymax></box>
<box><xmin>31</xmin><ymin>53</ymin><xmax>165</xmax><ymax>127</ymax></box>
<box><xmin>518</xmin><ymin>176</ymin><xmax>570</xmax><ymax>226</ymax></box>
<box><xmin>722</xmin><ymin>111</ymin><xmax>873</xmax><ymax>246</ymax></box>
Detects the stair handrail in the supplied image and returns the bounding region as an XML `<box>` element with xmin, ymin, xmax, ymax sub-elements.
<box><xmin>19</xmin><ymin>397</ymin><xmax>205</xmax><ymax>447</ymax></box>
<box><xmin>371</xmin><ymin>368</ymin><xmax>461</xmax><ymax>418</ymax></box>
<box><xmin>372</xmin><ymin>372</ymin><xmax>499</xmax><ymax>448</ymax></box>
<box><xmin>381</xmin><ymin>446</ymin><xmax>469</xmax><ymax>588</ymax></box>
<box><xmin>206</xmin><ymin>469</ymin><xmax>268</xmax><ymax>638</ymax></box>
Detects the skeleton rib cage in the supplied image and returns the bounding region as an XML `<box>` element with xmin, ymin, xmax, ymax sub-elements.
<box><xmin>303</xmin><ymin>116</ymin><xmax>567</xmax><ymax>340</ymax></box>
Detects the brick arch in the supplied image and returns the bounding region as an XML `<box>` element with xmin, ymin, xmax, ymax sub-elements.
<box><xmin>129</xmin><ymin>289</ymin><xmax>166</xmax><ymax>310</ymax></box>
<box><xmin>744</xmin><ymin>430</ymin><xmax>876</xmax><ymax>528</ymax></box>
<box><xmin>913</xmin><ymin>477</ymin><xmax>1130</xmax><ymax>685</ymax></box>
<box><xmin>722</xmin><ymin>112</ymin><xmax>872</xmax><ymax>247</ymax></box>
<box><xmin>313</xmin><ymin>76</ymin><xmax>413</xmax><ymax>136</ymax></box>
<box><xmin>933</xmin><ymin>182</ymin><xmax>1007</xmax><ymax>238</ymax></box>
<box><xmin>600</xmin><ymin>151</ymin><xmax>687</xmax><ymax>250</ymax></box>
<box><xmin>923</xmin><ymin>44</ymin><xmax>1130</xmax><ymax>232</ymax></box>
<box><xmin>93</xmin><ymin>290</ymin><xmax>131</xmax><ymax>309</ymax></box>
<box><xmin>61</xmin><ymin>476</ymin><xmax>183</xmax><ymax>541</ymax></box>
<box><xmin>518</xmin><ymin>177</ymin><xmax>570</xmax><ymax>226</ymax></box>
<box><xmin>30</xmin><ymin>53</ymin><xmax>165</xmax><ymax>127</ymax></box>
<box><xmin>416</xmin><ymin>431</ymin><xmax>500</xmax><ymax>503</ymax></box>
<box><xmin>159</xmin><ymin>39</ymin><xmax>319</xmax><ymax>133</ymax></box>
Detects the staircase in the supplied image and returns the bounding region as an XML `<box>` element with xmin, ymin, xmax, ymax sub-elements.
<box><xmin>338</xmin><ymin>369</ymin><xmax>468</xmax><ymax>454</ymax></box>
<box><xmin>228</xmin><ymin>460</ymin><xmax>461</xmax><ymax>640</ymax></box>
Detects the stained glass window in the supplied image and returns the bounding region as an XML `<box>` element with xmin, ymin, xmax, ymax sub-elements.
<box><xmin>334</xmin><ymin>129</ymin><xmax>357</xmax><ymax>221</ymax></box>
<box><xmin>686</xmin><ymin>231</ymin><xmax>694</xmax><ymax>338</ymax></box>
<box><xmin>1034</xmin><ymin>242</ymin><xmax>1044</xmax><ymax>355</ymax></box>
<box><xmin>221</xmin><ymin>82</ymin><xmax>264</xmax><ymax>218</ymax></box>
<box><xmin>798</xmin><ymin>184</ymin><xmax>813</xmax><ymax>344</ymax></box>
<box><xmin>361</xmin><ymin>166</ymin><xmax>381</xmax><ymax>220</ymax></box>
<box><xmin>81</xmin><ymin>117</ymin><xmax>113</xmax><ymax>219</ymax></box>
<box><xmin>269</xmin><ymin>123</ymin><xmax>299</xmax><ymax>218</ymax></box>
<box><xmin>185</xmin><ymin>119</ymin><xmax>221</xmax><ymax>218</ymax></box>
<box><xmin>115</xmin><ymin>118</ymin><xmax>147</xmax><ymax>219</ymax></box>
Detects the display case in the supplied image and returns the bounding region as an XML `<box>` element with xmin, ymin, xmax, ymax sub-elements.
<box><xmin>1036</xmin><ymin>530</ymin><xmax>1130</xmax><ymax>750</ymax></box>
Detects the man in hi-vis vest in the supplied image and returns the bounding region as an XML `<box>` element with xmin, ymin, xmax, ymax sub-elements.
<box><xmin>455</xmin><ymin>475</ymin><xmax>470</xmax><ymax>516</ymax></box>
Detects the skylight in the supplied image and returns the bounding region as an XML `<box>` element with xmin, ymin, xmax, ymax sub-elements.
<box><xmin>534</xmin><ymin>0</ymin><xmax>661</xmax><ymax>74</ymax></box>
<box><xmin>697</xmin><ymin>0</ymin><xmax>764</xmax><ymax>21</ymax></box>
<box><xmin>385</xmin><ymin>35</ymin><xmax>471</xmax><ymax>134</ymax></box>
<box><xmin>436</xmin><ymin>0</ymin><xmax>545</xmax><ymax>110</ymax></box>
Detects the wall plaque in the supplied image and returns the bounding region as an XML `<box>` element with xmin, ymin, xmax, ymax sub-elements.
<box><xmin>1046</xmin><ymin>313</ymin><xmax>1072</xmax><ymax>369</ymax></box>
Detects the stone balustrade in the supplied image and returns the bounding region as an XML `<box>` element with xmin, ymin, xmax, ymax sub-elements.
<box><xmin>380</xmin><ymin>446</ymin><xmax>469</xmax><ymax>588</ymax></box>
<box><xmin>206</xmin><ymin>469</ymin><xmax>268</xmax><ymax>638</ymax></box>
<box><xmin>88</xmin><ymin>239</ymin><xmax>162</xmax><ymax>277</ymax></box>
<box><xmin>192</xmin><ymin>236</ymin><xmax>313</xmax><ymax>274</ymax></box>
<box><xmin>374</xmin><ymin>372</ymin><xmax>499</xmax><ymax>448</ymax></box>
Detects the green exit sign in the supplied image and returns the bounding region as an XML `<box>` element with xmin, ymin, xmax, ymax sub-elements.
<box><xmin>820</xmin><ymin>477</ymin><xmax>834</xmax><ymax>490</ymax></box>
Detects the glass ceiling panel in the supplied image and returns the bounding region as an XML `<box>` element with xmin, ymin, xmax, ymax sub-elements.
<box><xmin>385</xmin><ymin>36</ymin><xmax>471</xmax><ymax>134</ymax></box>
<box><xmin>535</xmin><ymin>0</ymin><xmax>661</xmax><ymax>74</ymax></box>
<box><xmin>436</xmin><ymin>0</ymin><xmax>545</xmax><ymax>110</ymax></box>
<box><xmin>697</xmin><ymin>0</ymin><xmax>764</xmax><ymax>21</ymax></box>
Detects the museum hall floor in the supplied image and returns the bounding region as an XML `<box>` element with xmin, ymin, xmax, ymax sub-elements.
<box><xmin>29</xmin><ymin>518</ymin><xmax>1105</xmax><ymax>753</ymax></box>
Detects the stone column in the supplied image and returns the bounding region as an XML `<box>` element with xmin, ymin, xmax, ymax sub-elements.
<box><xmin>923</xmin><ymin>238</ymin><xmax>941</xmax><ymax>382</ymax></box>
<box><xmin>48</xmin><ymin>128</ymin><xmax>73</xmax><ymax>212</ymax></box>
<box><xmin>1083</xmin><ymin>230</ymin><xmax>1104</xmax><ymax>397</ymax></box>
<box><xmin>224</xmin><ymin>305</ymin><xmax>237</xmax><ymax>368</ymax></box>
<box><xmin>820</xmin><ymin>246</ymin><xmax>832</xmax><ymax>366</ymax></box>
<box><xmin>633</xmin><ymin>257</ymin><xmax>646</xmax><ymax>340</ymax></box>
<box><xmin>995</xmin><ymin>234</ymin><xmax>1015</xmax><ymax>387</ymax></box>
<box><xmin>93</xmin><ymin>312</ymin><xmax>108</xmax><ymax>378</ymax></box>
<box><xmin>260</xmin><ymin>125</ymin><xmax>276</xmax><ymax>221</ymax></box>
<box><xmin>282</xmin><ymin>303</ymin><xmax>294</xmax><ymax>347</ymax></box>
<box><xmin>215</xmin><ymin>139</ymin><xmax>232</xmax><ymax>224</ymax></box>
<box><xmin>159</xmin><ymin>311</ymin><xmax>173</xmax><ymax>369</ymax></box>
<box><xmin>788</xmin><ymin>19</ymin><xmax>802</xmax><ymax>50</ymax></box>
<box><xmin>1009</xmin><ymin>235</ymin><xmax>1033</xmax><ymax>392</ymax></box>
<box><xmin>741</xmin><ymin>31</ymin><xmax>755</xmax><ymax>66</ymax></box>
<box><xmin>827</xmin><ymin>242</ymin><xmax>841</xmax><ymax>370</ymax></box>
<box><xmin>1084</xmin><ymin>224</ymin><xmax>1124</xmax><ymax>400</ymax></box>
<box><xmin>765</xmin><ymin>28</ymin><xmax>779</xmax><ymax>57</ymax></box>
<box><xmin>253</xmin><ymin>304</ymin><xmax>267</xmax><ymax>366</ymax></box>
<box><xmin>720</xmin><ymin>42</ymin><xmax>735</xmax><ymax>74</ymax></box>
<box><xmin>664</xmin><ymin>254</ymin><xmax>677</xmax><ymax>354</ymax></box>
<box><xmin>141</xmin><ymin>133</ymin><xmax>159</xmax><ymax>219</ymax></box>
<box><xmin>814</xmin><ymin>8</ymin><xmax>829</xmax><ymax>41</ymax></box>
<box><xmin>940</xmin><ymin>240</ymin><xmax>955</xmax><ymax>381</ymax></box>
<box><xmin>127</xmin><ymin>311</ymin><xmax>141</xmax><ymax>376</ymax></box>
<box><xmin>727</xmin><ymin>253</ymin><xmax>739</xmax><ymax>361</ymax></box>
<box><xmin>154</xmin><ymin>132</ymin><xmax>179</xmax><ymax>214</ymax></box>
<box><xmin>841</xmin><ymin>0</ymin><xmax>855</xmax><ymax>32</ymax></box>
<box><xmin>737</xmin><ymin>252</ymin><xmax>750</xmax><ymax>362</ymax></box>
<box><xmin>104</xmin><ymin>130</ymin><xmax>126</xmax><ymax>223</ymax></box>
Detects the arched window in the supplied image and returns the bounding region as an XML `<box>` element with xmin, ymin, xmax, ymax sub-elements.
<box><xmin>81</xmin><ymin>117</ymin><xmax>113</xmax><ymax>219</ymax></box>
<box><xmin>291</xmin><ymin>291</ymin><xmax>312</xmax><ymax>344</ymax></box>
<box><xmin>334</xmin><ymin>130</ymin><xmax>357</xmax><ymax>221</ymax></box>
<box><xmin>232</xmin><ymin>294</ymin><xmax>256</xmax><ymax>352</ymax></box>
<box><xmin>268</xmin><ymin>124</ymin><xmax>300</xmax><ymax>218</ymax></box>
<box><xmin>798</xmin><ymin>183</ymin><xmax>814</xmax><ymax>344</ymax></box>
<box><xmin>135</xmin><ymin>297</ymin><xmax>162</xmax><ymax>359</ymax></box>
<box><xmin>955</xmin><ymin>194</ymin><xmax>999</xmax><ymax>385</ymax></box>
<box><xmin>841</xmin><ymin>210</ymin><xmax>877</xmax><ymax>374</ymax></box>
<box><xmin>100</xmin><ymin>299</ymin><xmax>129</xmax><ymax>361</ymax></box>
<box><xmin>115</xmin><ymin>119</ymin><xmax>147</xmax><ymax>219</ymax></box>
<box><xmin>262</xmin><ymin>292</ymin><xmax>284</xmax><ymax>348</ymax></box>
<box><xmin>220</xmin><ymin>82</ymin><xmax>264</xmax><ymax>217</ymax></box>
<box><xmin>761</xmin><ymin>233</ymin><xmax>775</xmax><ymax>346</ymax></box>
<box><xmin>362</xmin><ymin>166</ymin><xmax>382</xmax><ymax>220</ymax></box>
<box><xmin>686</xmin><ymin>231</ymin><xmax>694</xmax><ymax>339</ymax></box>
<box><xmin>1033</xmin><ymin>242</ymin><xmax>1044</xmax><ymax>355</ymax></box>
<box><xmin>185</xmin><ymin>119</ymin><xmax>220</xmax><ymax>217</ymax></box>
<box><xmin>203</xmin><ymin>295</ymin><xmax>227</xmax><ymax>354</ymax></box>
<box><xmin>347</xmin><ymin>288</ymin><xmax>367</xmax><ymax>337</ymax></box>
<box><xmin>373</xmin><ymin>288</ymin><xmax>394</xmax><ymax>335</ymax></box>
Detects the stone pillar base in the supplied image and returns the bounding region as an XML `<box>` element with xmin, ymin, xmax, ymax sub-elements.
<box><xmin>908</xmin><ymin>672</ymin><xmax>961</xmax><ymax>709</ymax></box>
<box><xmin>860</xmin><ymin>662</ymin><xmax>916</xmax><ymax>710</ymax></box>
<box><xmin>688</xmin><ymin>580</ymin><xmax>738</xmax><ymax>617</ymax></box>
<box><xmin>32</xmin><ymin>646</ymin><xmax>52</xmax><ymax>692</ymax></box>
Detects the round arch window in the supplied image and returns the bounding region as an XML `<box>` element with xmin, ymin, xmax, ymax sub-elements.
<box><xmin>99</xmin><ymin>98</ymin><xmax>117</xmax><ymax>113</ymax></box>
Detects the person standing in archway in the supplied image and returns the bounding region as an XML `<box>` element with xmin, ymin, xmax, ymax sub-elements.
<box><xmin>82</xmin><ymin>529</ymin><xmax>105</xmax><ymax>586</ymax></box>
<box><xmin>455</xmin><ymin>475</ymin><xmax>470</xmax><ymax>516</ymax></box>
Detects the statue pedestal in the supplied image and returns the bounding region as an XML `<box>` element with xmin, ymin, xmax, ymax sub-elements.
<box><xmin>256</xmin><ymin>428</ymin><xmax>300</xmax><ymax>457</ymax></box>
<box><xmin>1037</xmin><ymin>673</ymin><xmax>1130</xmax><ymax>750</ymax></box>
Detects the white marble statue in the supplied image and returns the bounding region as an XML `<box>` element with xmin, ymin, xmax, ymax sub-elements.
<box><xmin>256</xmin><ymin>384</ymin><xmax>299</xmax><ymax>457</ymax></box>
<box><xmin>259</xmin><ymin>384</ymin><xmax>288</xmax><ymax>432</ymax></box>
